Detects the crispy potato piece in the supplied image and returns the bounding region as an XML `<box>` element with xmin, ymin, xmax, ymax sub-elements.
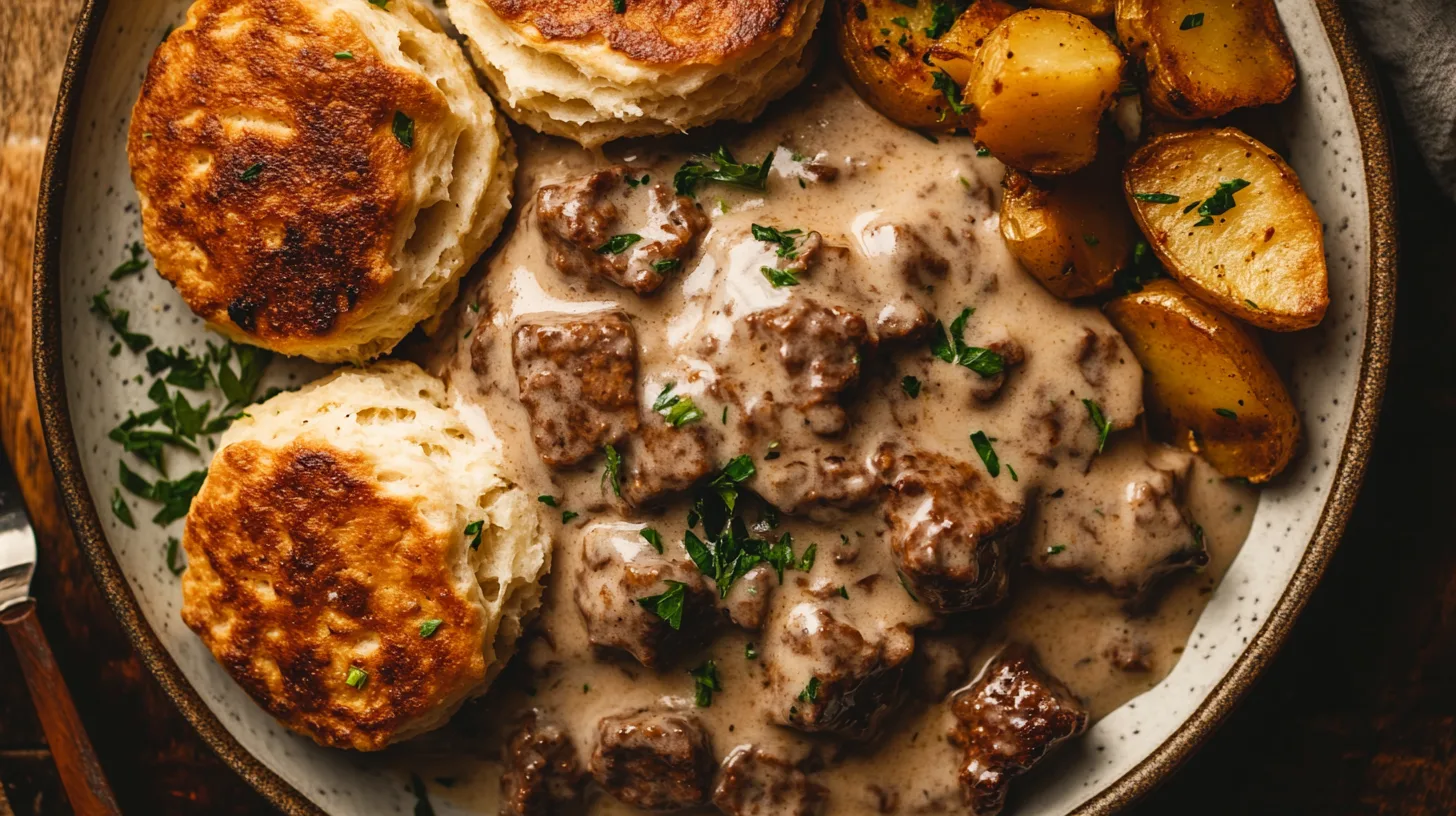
<box><xmin>965</xmin><ymin>10</ymin><xmax>1124</xmax><ymax>175</ymax></box>
<box><xmin>1000</xmin><ymin>147</ymin><xmax>1138</xmax><ymax>299</ymax></box>
<box><xmin>1030</xmin><ymin>0</ymin><xmax>1114</xmax><ymax>18</ymax></box>
<box><xmin>1104</xmin><ymin>279</ymin><xmax>1298</xmax><ymax>482</ymax></box>
<box><xmin>836</xmin><ymin>0</ymin><xmax>1017</xmax><ymax>130</ymax></box>
<box><xmin>1123</xmin><ymin>127</ymin><xmax>1328</xmax><ymax>331</ymax></box>
<box><xmin>1117</xmin><ymin>0</ymin><xmax>1295</xmax><ymax>120</ymax></box>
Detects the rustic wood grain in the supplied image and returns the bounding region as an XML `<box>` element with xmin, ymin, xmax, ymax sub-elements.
<box><xmin>0</xmin><ymin>3</ymin><xmax>1452</xmax><ymax>816</ymax></box>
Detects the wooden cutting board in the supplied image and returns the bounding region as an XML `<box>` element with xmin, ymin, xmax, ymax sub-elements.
<box><xmin>0</xmin><ymin>1</ymin><xmax>1452</xmax><ymax>814</ymax></box>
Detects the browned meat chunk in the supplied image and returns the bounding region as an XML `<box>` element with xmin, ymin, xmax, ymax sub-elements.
<box><xmin>621</xmin><ymin>419</ymin><xmax>715</xmax><ymax>507</ymax></box>
<box><xmin>712</xmin><ymin>746</ymin><xmax>827</xmax><ymax>816</ymax></box>
<box><xmin>950</xmin><ymin>646</ymin><xmax>1088</xmax><ymax>815</ymax></box>
<box><xmin>536</xmin><ymin>167</ymin><xmax>709</xmax><ymax>295</ymax></box>
<box><xmin>1106</xmin><ymin>637</ymin><xmax>1154</xmax><ymax>673</ymax></box>
<box><xmin>575</xmin><ymin>522</ymin><xmax>716</xmax><ymax>668</ymax></box>
<box><xmin>590</xmin><ymin>709</ymin><xmax>715</xmax><ymax>811</ymax></box>
<box><xmin>755</xmin><ymin>449</ymin><xmax>883</xmax><ymax>516</ymax></box>
<box><xmin>721</xmin><ymin>563</ymin><xmax>775</xmax><ymax>631</ymax></box>
<box><xmin>513</xmin><ymin>312</ymin><xmax>639</xmax><ymax>468</ymax></box>
<box><xmin>885</xmin><ymin>451</ymin><xmax>1025</xmax><ymax>613</ymax></box>
<box><xmin>913</xmin><ymin>636</ymin><xmax>973</xmax><ymax>702</ymax></box>
<box><xmin>764</xmin><ymin>604</ymin><xmax>914</xmax><ymax>739</ymax></box>
<box><xmin>500</xmin><ymin>713</ymin><xmax>583</xmax><ymax>816</ymax></box>
<box><xmin>746</xmin><ymin>299</ymin><xmax>869</xmax><ymax>436</ymax></box>
<box><xmin>1075</xmin><ymin>326</ymin><xmax>1132</xmax><ymax>388</ymax></box>
<box><xmin>1029</xmin><ymin>444</ymin><xmax>1206</xmax><ymax>598</ymax></box>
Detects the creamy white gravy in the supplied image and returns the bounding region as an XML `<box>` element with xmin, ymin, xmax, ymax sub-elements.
<box><xmin>410</xmin><ymin>67</ymin><xmax>1257</xmax><ymax>814</ymax></box>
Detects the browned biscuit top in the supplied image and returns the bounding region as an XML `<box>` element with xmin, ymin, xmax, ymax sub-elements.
<box><xmin>485</xmin><ymin>0</ymin><xmax>804</xmax><ymax>66</ymax></box>
<box><xmin>127</xmin><ymin>0</ymin><xmax>449</xmax><ymax>345</ymax></box>
<box><xmin>180</xmin><ymin>439</ymin><xmax>486</xmax><ymax>751</ymax></box>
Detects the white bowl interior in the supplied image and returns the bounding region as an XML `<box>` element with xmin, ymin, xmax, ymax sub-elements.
<box><xmin>54</xmin><ymin>0</ymin><xmax>1372</xmax><ymax>812</ymax></box>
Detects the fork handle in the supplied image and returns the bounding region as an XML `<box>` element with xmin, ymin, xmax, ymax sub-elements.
<box><xmin>1</xmin><ymin>599</ymin><xmax>121</xmax><ymax>816</ymax></box>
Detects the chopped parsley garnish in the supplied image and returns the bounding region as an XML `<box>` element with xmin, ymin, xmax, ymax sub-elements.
<box><xmin>836</xmin><ymin>585</ymin><xmax>849</xmax><ymax>599</ymax></box>
<box><xmin>751</xmin><ymin>224</ymin><xmax>804</xmax><ymax>258</ymax></box>
<box><xmin>969</xmin><ymin>431</ymin><xmax>1000</xmax><ymax>478</ymax></box>
<box><xmin>110</xmin><ymin>241</ymin><xmax>149</xmax><ymax>280</ymax></box>
<box><xmin>891</xmin><ymin>15</ymin><xmax>909</xmax><ymax>26</ymax></box>
<box><xmin>116</xmin><ymin>458</ymin><xmax>207</xmax><ymax>525</ymax></box>
<box><xmin>652</xmin><ymin>382</ymin><xmax>705</xmax><ymax>427</ymax></box>
<box><xmin>1047</xmin><ymin>544</ymin><xmax>1067</xmax><ymax>555</ymax></box>
<box><xmin>391</xmin><ymin>110</ymin><xmax>414</xmax><ymax>149</ymax></box>
<box><xmin>561</xmin><ymin>510</ymin><xmax>579</xmax><ymax>524</ymax></box>
<box><xmin>612</xmin><ymin>0</ymin><xmax>626</xmax><ymax>12</ymax></box>
<box><xmin>651</xmin><ymin>258</ymin><xmax>681</xmax><ymax>273</ymax></box>
<box><xmin>1245</xmin><ymin>298</ymin><xmax>1261</xmax><ymax>310</ymax></box>
<box><xmin>90</xmin><ymin>289</ymin><xmax>152</xmax><ymax>352</ymax></box>
<box><xmin>930</xmin><ymin>307</ymin><xmax>1004</xmax><ymax>377</ymax></box>
<box><xmin>641</xmin><ymin>527</ymin><xmax>664</xmax><ymax>553</ymax></box>
<box><xmin>111</xmin><ymin>488</ymin><xmax>135</xmax><ymax>529</ymax></box>
<box><xmin>345</xmin><ymin>666</ymin><xmax>368</xmax><ymax>689</ymax></box>
<box><xmin>1132</xmin><ymin>192</ymin><xmax>1180</xmax><ymax>204</ymax></box>
<box><xmin>901</xmin><ymin>375</ymin><xmax>921</xmax><ymax>398</ymax></box>
<box><xmin>596</xmin><ymin>233</ymin><xmax>643</xmax><ymax>255</ymax></box>
<box><xmin>1006</xmin><ymin>463</ymin><xmax>1019</xmax><ymax>482</ymax></box>
<box><xmin>760</xmin><ymin>265</ymin><xmax>800</xmax><ymax>288</ymax></box>
<box><xmin>165</xmin><ymin>536</ymin><xmax>186</xmax><ymax>576</ymax></box>
<box><xmin>1180</xmin><ymin>12</ymin><xmax>1205</xmax><ymax>29</ymax></box>
<box><xmin>625</xmin><ymin>173</ymin><xmax>650</xmax><ymax>187</ymax></box>
<box><xmin>674</xmin><ymin>146</ymin><xmax>773</xmax><ymax>197</ymax></box>
<box><xmin>1193</xmin><ymin>178</ymin><xmax>1251</xmax><ymax>226</ymax></box>
<box><xmin>798</xmin><ymin>542</ymin><xmax>817</xmax><ymax>571</ymax></box>
<box><xmin>638</xmin><ymin>580</ymin><xmax>687</xmax><ymax>629</ymax></box>
<box><xmin>367</xmin><ymin>0</ymin><xmax>388</xmax><ymax>7</ymax></box>
<box><xmin>602</xmin><ymin>444</ymin><xmax>623</xmax><ymax>497</ymax></box>
<box><xmin>538</xmin><ymin>494</ymin><xmax>558</xmax><ymax>507</ymax></box>
<box><xmin>797</xmin><ymin>676</ymin><xmax>821</xmax><ymax>703</ymax></box>
<box><xmin>1114</xmin><ymin>240</ymin><xmax>1165</xmax><ymax>294</ymax></box>
<box><xmin>690</xmin><ymin>660</ymin><xmax>722</xmax><ymax>707</ymax></box>
<box><xmin>976</xmin><ymin>146</ymin><xmax>991</xmax><ymax>157</ymax></box>
<box><xmin>897</xmin><ymin>571</ymin><xmax>919</xmax><ymax>601</ymax></box>
<box><xmin>745</xmin><ymin>642</ymin><xmax>758</xmax><ymax>660</ymax></box>
<box><xmin>1214</xmin><ymin>407</ymin><xmax>1238</xmax><ymax>419</ymax></box>
<box><xmin>931</xmin><ymin>71</ymin><xmax>970</xmax><ymax>118</ymax></box>
<box><xmin>334</xmin><ymin>51</ymin><xmax>353</xmax><ymax>59</ymax></box>
<box><xmin>419</xmin><ymin>619</ymin><xmax>443</xmax><ymax>638</ymax></box>
<box><xmin>1083</xmin><ymin>234</ymin><xmax>1100</xmax><ymax>246</ymax></box>
<box><xmin>464</xmin><ymin>519</ymin><xmax>484</xmax><ymax>550</ymax></box>
<box><xmin>1082</xmin><ymin>399</ymin><xmax>1112</xmax><ymax>453</ymax></box>
<box><xmin>239</xmin><ymin>162</ymin><xmax>264</xmax><ymax>182</ymax></box>
<box><xmin>924</xmin><ymin>0</ymin><xmax>963</xmax><ymax>38</ymax></box>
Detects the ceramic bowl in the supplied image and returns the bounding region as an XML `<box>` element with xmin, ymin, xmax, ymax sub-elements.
<box><xmin>33</xmin><ymin>0</ymin><xmax>1396</xmax><ymax>813</ymax></box>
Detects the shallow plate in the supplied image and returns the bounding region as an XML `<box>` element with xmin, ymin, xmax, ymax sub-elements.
<box><xmin>33</xmin><ymin>0</ymin><xmax>1395</xmax><ymax>813</ymax></box>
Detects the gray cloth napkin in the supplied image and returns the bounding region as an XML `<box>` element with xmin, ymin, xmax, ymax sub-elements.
<box><xmin>1346</xmin><ymin>0</ymin><xmax>1456</xmax><ymax>198</ymax></box>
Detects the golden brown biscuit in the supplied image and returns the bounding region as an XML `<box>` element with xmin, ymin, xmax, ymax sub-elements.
<box><xmin>448</xmin><ymin>0</ymin><xmax>824</xmax><ymax>145</ymax></box>
<box><xmin>181</xmin><ymin>362</ymin><xmax>549</xmax><ymax>751</ymax></box>
<box><xmin>128</xmin><ymin>0</ymin><xmax>515</xmax><ymax>363</ymax></box>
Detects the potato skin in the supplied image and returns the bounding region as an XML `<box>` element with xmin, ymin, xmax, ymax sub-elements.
<box><xmin>1104</xmin><ymin>279</ymin><xmax>1299</xmax><ymax>482</ymax></box>
<box><xmin>1117</xmin><ymin>0</ymin><xmax>1295</xmax><ymax>120</ymax></box>
<box><xmin>965</xmin><ymin>10</ymin><xmax>1124</xmax><ymax>175</ymax></box>
<box><xmin>1123</xmin><ymin>127</ymin><xmax>1328</xmax><ymax>331</ymax></box>
<box><xmin>1030</xmin><ymin>0</ymin><xmax>1114</xmax><ymax>18</ymax></box>
<box><xmin>1000</xmin><ymin>148</ymin><xmax>1138</xmax><ymax>299</ymax></box>
<box><xmin>835</xmin><ymin>0</ymin><xmax>1016</xmax><ymax>130</ymax></box>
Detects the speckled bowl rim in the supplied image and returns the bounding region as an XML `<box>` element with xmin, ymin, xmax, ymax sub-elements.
<box><xmin>31</xmin><ymin>0</ymin><xmax>1396</xmax><ymax>813</ymax></box>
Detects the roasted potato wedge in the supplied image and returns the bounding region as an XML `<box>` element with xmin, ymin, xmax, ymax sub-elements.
<box><xmin>965</xmin><ymin>10</ymin><xmax>1124</xmax><ymax>175</ymax></box>
<box><xmin>1117</xmin><ymin>0</ymin><xmax>1295</xmax><ymax>120</ymax></box>
<box><xmin>1104</xmin><ymin>279</ymin><xmax>1298</xmax><ymax>482</ymax></box>
<box><xmin>1123</xmin><ymin>127</ymin><xmax>1328</xmax><ymax>331</ymax></box>
<box><xmin>1001</xmin><ymin>148</ymin><xmax>1138</xmax><ymax>299</ymax></box>
<box><xmin>1030</xmin><ymin>0</ymin><xmax>1114</xmax><ymax>18</ymax></box>
<box><xmin>836</xmin><ymin>0</ymin><xmax>1017</xmax><ymax>131</ymax></box>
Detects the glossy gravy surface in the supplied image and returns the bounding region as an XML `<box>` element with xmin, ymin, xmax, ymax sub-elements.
<box><xmin>418</xmin><ymin>69</ymin><xmax>1256</xmax><ymax>814</ymax></box>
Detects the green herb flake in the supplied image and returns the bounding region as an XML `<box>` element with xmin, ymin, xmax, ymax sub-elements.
<box><xmin>109</xmin><ymin>241</ymin><xmax>149</xmax><ymax>280</ymax></box>
<box><xmin>1082</xmin><ymin>234</ymin><xmax>1100</xmax><ymax>246</ymax></box>
<box><xmin>931</xmin><ymin>71</ymin><xmax>970</xmax><ymax>116</ymax></box>
<box><xmin>1195</xmin><ymin>178</ymin><xmax>1251</xmax><ymax>224</ymax></box>
<box><xmin>901</xmin><ymin>375</ymin><xmax>922</xmax><ymax>398</ymax></box>
<box><xmin>1133</xmin><ymin>192</ymin><xmax>1181</xmax><ymax>204</ymax></box>
<box><xmin>638</xmin><ymin>580</ymin><xmax>687</xmax><ymax>630</ymax></box>
<box><xmin>897</xmin><ymin>571</ymin><xmax>919</xmax><ymax>602</ymax></box>
<box><xmin>596</xmin><ymin>233</ymin><xmax>643</xmax><ymax>255</ymax></box>
<box><xmin>1180</xmin><ymin>12</ymin><xmax>1205</xmax><ymax>29</ymax></box>
<box><xmin>165</xmin><ymin>536</ymin><xmax>186</xmax><ymax>575</ymax></box>
<box><xmin>239</xmin><ymin>162</ymin><xmax>264</xmax><ymax>182</ymax></box>
<box><xmin>745</xmin><ymin>642</ymin><xmax>758</xmax><ymax>660</ymax></box>
<box><xmin>602</xmin><ymin>444</ymin><xmax>623</xmax><ymax>497</ymax></box>
<box><xmin>690</xmin><ymin>660</ymin><xmax>722</xmax><ymax>707</ymax></box>
<box><xmin>651</xmin><ymin>258</ymin><xmax>681</xmax><ymax>273</ymax></box>
<box><xmin>760</xmin><ymin>265</ymin><xmax>800</xmax><ymax>288</ymax></box>
<box><xmin>90</xmin><ymin>289</ymin><xmax>152</xmax><ymax>352</ymax></box>
<box><xmin>334</xmin><ymin>51</ymin><xmax>354</xmax><ymax>59</ymax></box>
<box><xmin>641</xmin><ymin>527</ymin><xmax>664</xmax><ymax>553</ymax></box>
<box><xmin>392</xmin><ymin>110</ymin><xmax>414</xmax><ymax>149</ymax></box>
<box><xmin>969</xmin><ymin>431</ymin><xmax>1000</xmax><ymax>478</ymax></box>
<box><xmin>419</xmin><ymin>619</ymin><xmax>443</xmax><ymax>638</ymax></box>
<box><xmin>924</xmin><ymin>0</ymin><xmax>961</xmax><ymax>38</ymax></box>
<box><xmin>751</xmin><ymin>224</ymin><xmax>805</xmax><ymax>258</ymax></box>
<box><xmin>797</xmin><ymin>676</ymin><xmax>821</xmax><ymax>703</ymax></box>
<box><xmin>1214</xmin><ymin>407</ymin><xmax>1238</xmax><ymax>419</ymax></box>
<box><xmin>976</xmin><ymin>146</ymin><xmax>991</xmax><ymax>157</ymax></box>
<box><xmin>345</xmin><ymin>666</ymin><xmax>368</xmax><ymax>689</ymax></box>
<box><xmin>930</xmin><ymin>307</ymin><xmax>1004</xmax><ymax>377</ymax></box>
<box><xmin>612</xmin><ymin>0</ymin><xmax>626</xmax><ymax>12</ymax></box>
<box><xmin>1047</xmin><ymin>544</ymin><xmax>1067</xmax><ymax>555</ymax></box>
<box><xmin>111</xmin><ymin>488</ymin><xmax>135</xmax><ymax>528</ymax></box>
<box><xmin>836</xmin><ymin>585</ymin><xmax>849</xmax><ymax>599</ymax></box>
<box><xmin>464</xmin><ymin>519</ymin><xmax>484</xmax><ymax>550</ymax></box>
<box><xmin>562</xmin><ymin>510</ymin><xmax>579</xmax><ymax>524</ymax></box>
<box><xmin>674</xmin><ymin>146</ymin><xmax>773</xmax><ymax>197</ymax></box>
<box><xmin>1006</xmin><ymin>463</ymin><xmax>1018</xmax><ymax>482</ymax></box>
<box><xmin>798</xmin><ymin>542</ymin><xmax>817</xmax><ymax>571</ymax></box>
<box><xmin>1082</xmin><ymin>399</ymin><xmax>1112</xmax><ymax>453</ymax></box>
<box><xmin>537</xmin><ymin>494</ymin><xmax>558</xmax><ymax>507</ymax></box>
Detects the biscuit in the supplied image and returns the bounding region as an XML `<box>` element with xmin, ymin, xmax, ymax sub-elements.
<box><xmin>448</xmin><ymin>0</ymin><xmax>824</xmax><ymax>145</ymax></box>
<box><xmin>128</xmin><ymin>0</ymin><xmax>515</xmax><ymax>363</ymax></box>
<box><xmin>180</xmin><ymin>362</ymin><xmax>549</xmax><ymax>751</ymax></box>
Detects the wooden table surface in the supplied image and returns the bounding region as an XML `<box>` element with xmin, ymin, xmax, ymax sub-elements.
<box><xmin>2</xmin><ymin>2</ymin><xmax>1453</xmax><ymax>814</ymax></box>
